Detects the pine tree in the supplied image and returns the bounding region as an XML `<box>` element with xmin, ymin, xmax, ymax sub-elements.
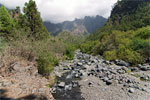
<box><xmin>0</xmin><ymin>5</ymin><xmax>13</xmax><ymax>40</ymax></box>
<box><xmin>23</xmin><ymin>0</ymin><xmax>49</xmax><ymax>40</ymax></box>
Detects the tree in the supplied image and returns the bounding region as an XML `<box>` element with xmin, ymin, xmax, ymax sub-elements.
<box><xmin>0</xmin><ymin>5</ymin><xmax>13</xmax><ymax>40</ymax></box>
<box><xmin>23</xmin><ymin>0</ymin><xmax>49</xmax><ymax>40</ymax></box>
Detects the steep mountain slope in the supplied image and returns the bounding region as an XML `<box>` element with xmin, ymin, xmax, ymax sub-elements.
<box><xmin>81</xmin><ymin>0</ymin><xmax>150</xmax><ymax>65</ymax></box>
<box><xmin>44</xmin><ymin>15</ymin><xmax>107</xmax><ymax>36</ymax></box>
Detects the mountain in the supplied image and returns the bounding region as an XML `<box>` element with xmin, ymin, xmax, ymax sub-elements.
<box><xmin>80</xmin><ymin>0</ymin><xmax>150</xmax><ymax>65</ymax></box>
<box><xmin>44</xmin><ymin>15</ymin><xmax>107</xmax><ymax>36</ymax></box>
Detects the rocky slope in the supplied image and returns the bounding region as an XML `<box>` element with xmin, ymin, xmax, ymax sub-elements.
<box><xmin>0</xmin><ymin>60</ymin><xmax>54</xmax><ymax>100</ymax></box>
<box><xmin>52</xmin><ymin>50</ymin><xmax>150</xmax><ymax>100</ymax></box>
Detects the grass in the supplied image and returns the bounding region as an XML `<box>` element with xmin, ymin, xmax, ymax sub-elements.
<box><xmin>132</xmin><ymin>73</ymin><xmax>140</xmax><ymax>78</ymax></box>
<box><xmin>126</xmin><ymin>69</ymin><xmax>131</xmax><ymax>74</ymax></box>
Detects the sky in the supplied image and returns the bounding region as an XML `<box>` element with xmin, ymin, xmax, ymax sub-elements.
<box><xmin>0</xmin><ymin>0</ymin><xmax>118</xmax><ymax>23</ymax></box>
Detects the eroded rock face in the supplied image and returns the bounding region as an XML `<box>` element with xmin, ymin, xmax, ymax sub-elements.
<box><xmin>0</xmin><ymin>61</ymin><xmax>54</xmax><ymax>100</ymax></box>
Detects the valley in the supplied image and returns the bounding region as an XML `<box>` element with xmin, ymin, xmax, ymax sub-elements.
<box><xmin>0</xmin><ymin>0</ymin><xmax>150</xmax><ymax>100</ymax></box>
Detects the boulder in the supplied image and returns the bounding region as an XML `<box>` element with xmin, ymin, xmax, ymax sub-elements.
<box><xmin>128</xmin><ymin>88</ymin><xmax>135</xmax><ymax>93</ymax></box>
<box><xmin>58</xmin><ymin>82</ymin><xmax>65</xmax><ymax>88</ymax></box>
<box><xmin>115</xmin><ymin>60</ymin><xmax>130</xmax><ymax>67</ymax></box>
<box><xmin>65</xmin><ymin>84</ymin><xmax>72</xmax><ymax>91</ymax></box>
<box><xmin>103</xmin><ymin>77</ymin><xmax>109</xmax><ymax>82</ymax></box>
<box><xmin>77</xmin><ymin>62</ymin><xmax>83</xmax><ymax>66</ymax></box>
<box><xmin>106</xmin><ymin>80</ymin><xmax>112</xmax><ymax>85</ymax></box>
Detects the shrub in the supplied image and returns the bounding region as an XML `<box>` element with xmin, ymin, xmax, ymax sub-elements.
<box><xmin>103</xmin><ymin>50</ymin><xmax>117</xmax><ymax>61</ymax></box>
<box><xmin>117</xmin><ymin>45</ymin><xmax>143</xmax><ymax>65</ymax></box>
<box><xmin>37</xmin><ymin>52</ymin><xmax>59</xmax><ymax>76</ymax></box>
<box><xmin>64</xmin><ymin>44</ymin><xmax>76</xmax><ymax>60</ymax></box>
<box><xmin>80</xmin><ymin>41</ymin><xmax>98</xmax><ymax>54</ymax></box>
<box><xmin>135</xmin><ymin>26</ymin><xmax>150</xmax><ymax>39</ymax></box>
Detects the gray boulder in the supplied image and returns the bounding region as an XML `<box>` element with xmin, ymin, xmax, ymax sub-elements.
<box><xmin>115</xmin><ymin>60</ymin><xmax>130</xmax><ymax>67</ymax></box>
<box><xmin>58</xmin><ymin>82</ymin><xmax>65</xmax><ymax>88</ymax></box>
<box><xmin>128</xmin><ymin>88</ymin><xmax>135</xmax><ymax>93</ymax></box>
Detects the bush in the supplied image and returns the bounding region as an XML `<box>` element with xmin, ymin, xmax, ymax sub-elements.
<box><xmin>80</xmin><ymin>41</ymin><xmax>98</xmax><ymax>54</ymax></box>
<box><xmin>135</xmin><ymin>26</ymin><xmax>150</xmax><ymax>39</ymax></box>
<box><xmin>37</xmin><ymin>52</ymin><xmax>59</xmax><ymax>75</ymax></box>
<box><xmin>64</xmin><ymin>44</ymin><xmax>76</xmax><ymax>60</ymax></box>
<box><xmin>103</xmin><ymin>50</ymin><xmax>117</xmax><ymax>61</ymax></box>
<box><xmin>117</xmin><ymin>45</ymin><xmax>143</xmax><ymax>65</ymax></box>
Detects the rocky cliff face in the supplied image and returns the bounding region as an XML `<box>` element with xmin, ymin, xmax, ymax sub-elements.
<box><xmin>44</xmin><ymin>15</ymin><xmax>107</xmax><ymax>36</ymax></box>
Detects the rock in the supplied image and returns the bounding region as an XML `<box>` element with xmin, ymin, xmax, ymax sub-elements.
<box><xmin>13</xmin><ymin>63</ymin><xmax>24</xmax><ymax>72</ymax></box>
<box><xmin>80</xmin><ymin>72</ymin><xmax>86</xmax><ymax>78</ymax></box>
<box><xmin>139</xmin><ymin>65</ymin><xmax>150</xmax><ymax>71</ymax></box>
<box><xmin>128</xmin><ymin>88</ymin><xmax>135</xmax><ymax>93</ymax></box>
<box><xmin>77</xmin><ymin>62</ymin><xmax>83</xmax><ymax>66</ymax></box>
<box><xmin>87</xmin><ymin>62</ymin><xmax>91</xmax><ymax>65</ymax></box>
<box><xmin>88</xmin><ymin>82</ymin><xmax>94</xmax><ymax>87</ymax></box>
<box><xmin>103</xmin><ymin>77</ymin><xmax>109</xmax><ymax>82</ymax></box>
<box><xmin>51</xmin><ymin>87</ymin><xmax>56</xmax><ymax>93</ymax></box>
<box><xmin>141</xmin><ymin>87</ymin><xmax>146</xmax><ymax>91</ymax></box>
<box><xmin>65</xmin><ymin>85</ymin><xmax>72</xmax><ymax>91</ymax></box>
<box><xmin>103</xmin><ymin>61</ymin><xmax>110</xmax><ymax>65</ymax></box>
<box><xmin>121</xmin><ymin>66</ymin><xmax>129</xmax><ymax>72</ymax></box>
<box><xmin>72</xmin><ymin>82</ymin><xmax>78</xmax><ymax>88</ymax></box>
<box><xmin>38</xmin><ymin>88</ymin><xmax>45</xmax><ymax>93</ymax></box>
<box><xmin>63</xmin><ymin>67</ymin><xmax>69</xmax><ymax>70</ymax></box>
<box><xmin>140</xmin><ymin>75</ymin><xmax>150</xmax><ymax>81</ymax></box>
<box><xmin>66</xmin><ymin>74</ymin><xmax>73</xmax><ymax>79</ymax></box>
<box><xmin>115</xmin><ymin>60</ymin><xmax>130</xmax><ymax>67</ymax></box>
<box><xmin>55</xmin><ymin>72</ymin><xmax>62</xmax><ymax>77</ymax></box>
<box><xmin>3</xmin><ymin>81</ymin><xmax>13</xmax><ymax>87</ymax></box>
<box><xmin>58</xmin><ymin>82</ymin><xmax>65</xmax><ymax>88</ymax></box>
<box><xmin>130</xmin><ymin>67</ymin><xmax>139</xmax><ymax>72</ymax></box>
<box><xmin>108</xmin><ymin>75</ymin><xmax>113</xmax><ymax>80</ymax></box>
<box><xmin>75</xmin><ymin>74</ymin><xmax>80</xmax><ymax>78</ymax></box>
<box><xmin>0</xmin><ymin>82</ymin><xmax>2</xmax><ymax>87</ymax></box>
<box><xmin>92</xmin><ymin>59</ymin><xmax>98</xmax><ymax>63</ymax></box>
<box><xmin>117</xmin><ymin>69</ymin><xmax>125</xmax><ymax>74</ymax></box>
<box><xmin>106</xmin><ymin>80</ymin><xmax>112</xmax><ymax>85</ymax></box>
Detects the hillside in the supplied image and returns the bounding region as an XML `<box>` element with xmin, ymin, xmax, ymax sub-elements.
<box><xmin>44</xmin><ymin>15</ymin><xmax>107</xmax><ymax>36</ymax></box>
<box><xmin>80</xmin><ymin>0</ymin><xmax>150</xmax><ymax>65</ymax></box>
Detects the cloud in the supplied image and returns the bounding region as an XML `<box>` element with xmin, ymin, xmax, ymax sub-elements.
<box><xmin>0</xmin><ymin>0</ymin><xmax>117</xmax><ymax>23</ymax></box>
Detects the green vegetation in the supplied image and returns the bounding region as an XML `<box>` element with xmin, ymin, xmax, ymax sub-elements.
<box><xmin>80</xmin><ymin>0</ymin><xmax>150</xmax><ymax>65</ymax></box>
<box><xmin>132</xmin><ymin>73</ymin><xmax>140</xmax><ymax>78</ymax></box>
<box><xmin>56</xmin><ymin>31</ymin><xmax>85</xmax><ymax>60</ymax></box>
<box><xmin>0</xmin><ymin>5</ymin><xmax>13</xmax><ymax>40</ymax></box>
<box><xmin>0</xmin><ymin>0</ymin><xmax>83</xmax><ymax>76</ymax></box>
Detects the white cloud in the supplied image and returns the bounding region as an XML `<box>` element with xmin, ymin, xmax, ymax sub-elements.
<box><xmin>0</xmin><ymin>0</ymin><xmax>117</xmax><ymax>23</ymax></box>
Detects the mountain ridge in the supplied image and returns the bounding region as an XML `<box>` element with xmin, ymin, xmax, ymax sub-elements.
<box><xmin>44</xmin><ymin>15</ymin><xmax>107</xmax><ymax>36</ymax></box>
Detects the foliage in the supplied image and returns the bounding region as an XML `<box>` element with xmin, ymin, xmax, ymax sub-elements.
<box><xmin>80</xmin><ymin>41</ymin><xmax>98</xmax><ymax>54</ymax></box>
<box><xmin>56</xmin><ymin>31</ymin><xmax>85</xmax><ymax>59</ymax></box>
<box><xmin>81</xmin><ymin>0</ymin><xmax>150</xmax><ymax>65</ymax></box>
<box><xmin>117</xmin><ymin>45</ymin><xmax>143</xmax><ymax>64</ymax></box>
<box><xmin>64</xmin><ymin>44</ymin><xmax>76</xmax><ymax>60</ymax></box>
<box><xmin>0</xmin><ymin>6</ymin><xmax>13</xmax><ymax>40</ymax></box>
<box><xmin>103</xmin><ymin>50</ymin><xmax>117</xmax><ymax>61</ymax></box>
<box><xmin>0</xmin><ymin>1</ymin><xmax>84</xmax><ymax>77</ymax></box>
<box><xmin>23</xmin><ymin>0</ymin><xmax>49</xmax><ymax>40</ymax></box>
<box><xmin>37</xmin><ymin>52</ymin><xmax>59</xmax><ymax>75</ymax></box>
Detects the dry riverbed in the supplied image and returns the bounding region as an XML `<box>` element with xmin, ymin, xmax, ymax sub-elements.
<box><xmin>52</xmin><ymin>50</ymin><xmax>150</xmax><ymax>100</ymax></box>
